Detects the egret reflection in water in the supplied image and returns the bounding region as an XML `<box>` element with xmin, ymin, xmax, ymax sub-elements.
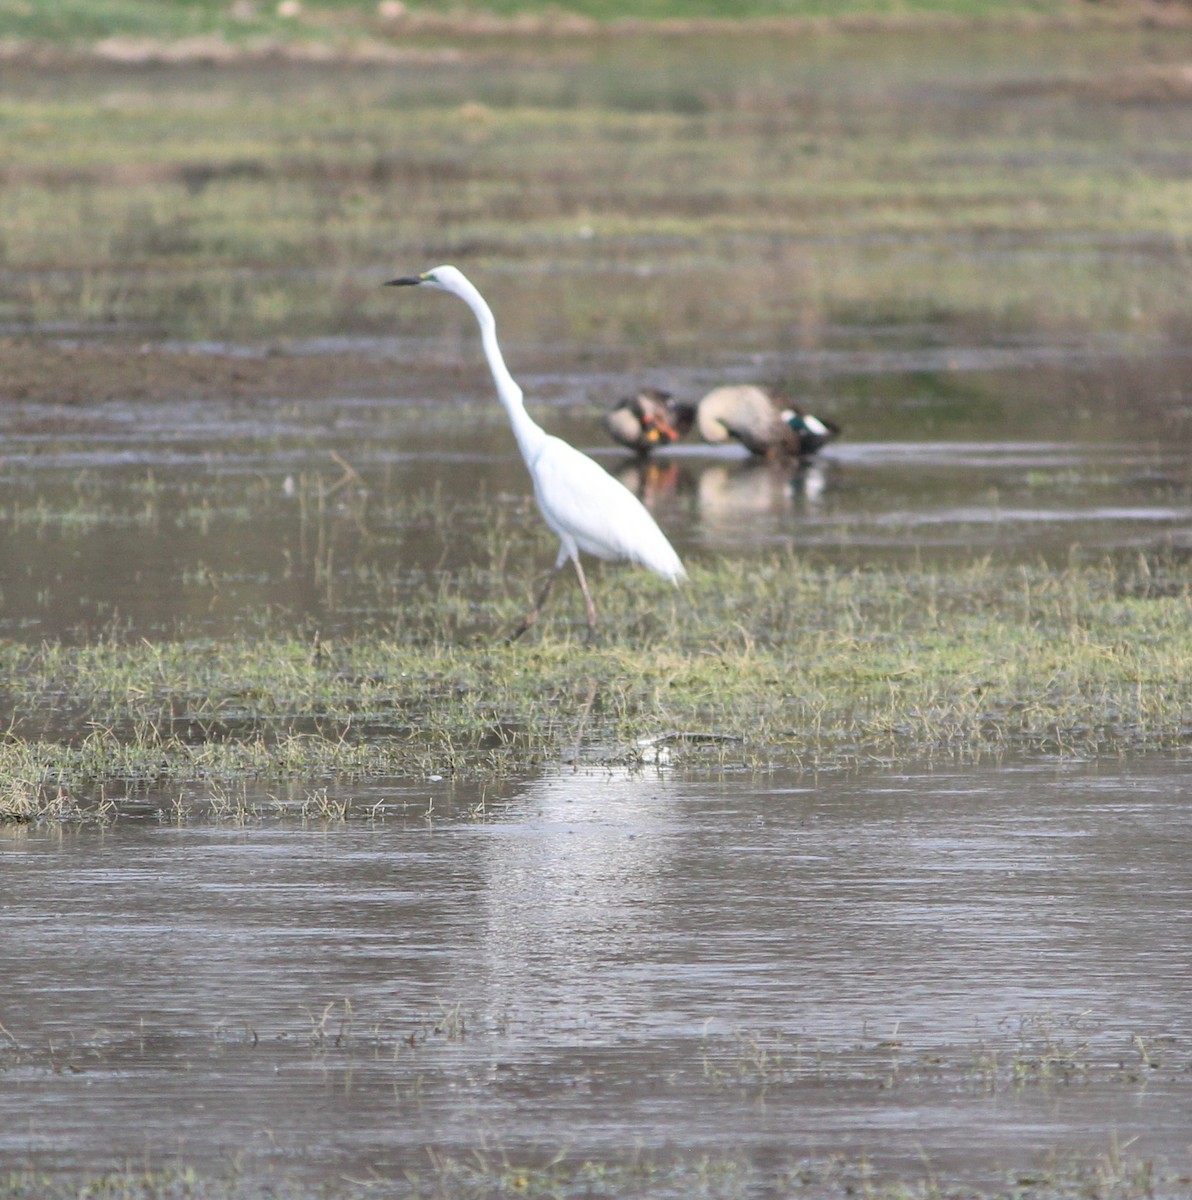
<box><xmin>476</xmin><ymin>767</ymin><xmax>681</xmax><ymax>1013</ymax></box>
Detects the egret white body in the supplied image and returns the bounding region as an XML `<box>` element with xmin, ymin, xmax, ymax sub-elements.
<box><xmin>388</xmin><ymin>265</ymin><xmax>685</xmax><ymax>639</ymax></box>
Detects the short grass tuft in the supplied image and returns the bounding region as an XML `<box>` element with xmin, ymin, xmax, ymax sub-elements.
<box><xmin>3</xmin><ymin>555</ymin><xmax>1190</xmax><ymax>820</ymax></box>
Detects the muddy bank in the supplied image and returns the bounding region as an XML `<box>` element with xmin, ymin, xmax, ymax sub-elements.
<box><xmin>0</xmin><ymin>337</ymin><xmax>425</xmax><ymax>406</ymax></box>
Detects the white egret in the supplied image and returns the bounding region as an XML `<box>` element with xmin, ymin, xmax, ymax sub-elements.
<box><xmin>604</xmin><ymin>387</ymin><xmax>696</xmax><ymax>455</ymax></box>
<box><xmin>694</xmin><ymin>385</ymin><xmax>840</xmax><ymax>458</ymax></box>
<box><xmin>387</xmin><ymin>265</ymin><xmax>686</xmax><ymax>641</ymax></box>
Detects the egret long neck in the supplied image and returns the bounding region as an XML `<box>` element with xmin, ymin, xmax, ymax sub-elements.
<box><xmin>456</xmin><ymin>278</ymin><xmax>545</xmax><ymax>463</ymax></box>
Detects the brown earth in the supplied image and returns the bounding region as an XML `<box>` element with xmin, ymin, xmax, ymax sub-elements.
<box><xmin>0</xmin><ymin>337</ymin><xmax>419</xmax><ymax>406</ymax></box>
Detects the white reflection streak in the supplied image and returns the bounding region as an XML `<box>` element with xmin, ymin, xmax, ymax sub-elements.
<box><xmin>477</xmin><ymin>769</ymin><xmax>676</xmax><ymax>1011</ymax></box>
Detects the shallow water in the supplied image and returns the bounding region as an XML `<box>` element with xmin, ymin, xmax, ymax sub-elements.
<box><xmin>3</xmin><ymin>29</ymin><xmax>1192</xmax><ymax>1196</ymax></box>
<box><xmin>2</xmin><ymin>758</ymin><xmax>1190</xmax><ymax>1190</ymax></box>
<box><xmin>2</xmin><ymin>344</ymin><xmax>1190</xmax><ymax>642</ymax></box>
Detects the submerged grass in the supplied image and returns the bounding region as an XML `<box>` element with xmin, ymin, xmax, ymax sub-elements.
<box><xmin>1</xmin><ymin>1150</ymin><xmax>1179</xmax><ymax>1200</ymax></box>
<box><xmin>1</xmin><ymin>1002</ymin><xmax>1186</xmax><ymax>1199</ymax></box>
<box><xmin>3</xmin><ymin>554</ymin><xmax>1189</xmax><ymax>819</ymax></box>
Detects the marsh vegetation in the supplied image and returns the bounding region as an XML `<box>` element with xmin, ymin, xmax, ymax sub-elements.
<box><xmin>2</xmin><ymin>553</ymin><xmax>1191</xmax><ymax>822</ymax></box>
<box><xmin>1</xmin><ymin>16</ymin><xmax>1191</xmax><ymax>1200</ymax></box>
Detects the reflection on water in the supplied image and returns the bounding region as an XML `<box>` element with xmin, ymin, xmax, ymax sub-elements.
<box><xmin>2</xmin><ymin>362</ymin><xmax>1190</xmax><ymax>642</ymax></box>
<box><xmin>1</xmin><ymin>758</ymin><xmax>1190</xmax><ymax>1188</ymax></box>
<box><xmin>476</xmin><ymin>770</ymin><xmax>682</xmax><ymax>1028</ymax></box>
<box><xmin>614</xmin><ymin>436</ymin><xmax>1192</xmax><ymax>550</ymax></box>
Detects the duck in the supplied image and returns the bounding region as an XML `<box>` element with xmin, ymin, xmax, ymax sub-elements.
<box><xmin>604</xmin><ymin>388</ymin><xmax>697</xmax><ymax>455</ymax></box>
<box><xmin>694</xmin><ymin>385</ymin><xmax>840</xmax><ymax>458</ymax></box>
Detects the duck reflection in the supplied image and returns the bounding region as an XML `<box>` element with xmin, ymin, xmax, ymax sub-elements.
<box><xmin>614</xmin><ymin>455</ymin><xmax>838</xmax><ymax>538</ymax></box>
<box><xmin>613</xmin><ymin>457</ymin><xmax>685</xmax><ymax>505</ymax></box>
<box><xmin>695</xmin><ymin>458</ymin><xmax>834</xmax><ymax>520</ymax></box>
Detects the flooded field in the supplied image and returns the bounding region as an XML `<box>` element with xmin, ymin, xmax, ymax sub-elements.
<box><xmin>3</xmin><ymin>350</ymin><xmax>1191</xmax><ymax>642</ymax></box>
<box><xmin>3</xmin><ymin>27</ymin><xmax>1192</xmax><ymax>640</ymax></box>
<box><xmin>2</xmin><ymin>22</ymin><xmax>1192</xmax><ymax>1199</ymax></box>
<box><xmin>3</xmin><ymin>758</ymin><xmax>1191</xmax><ymax>1196</ymax></box>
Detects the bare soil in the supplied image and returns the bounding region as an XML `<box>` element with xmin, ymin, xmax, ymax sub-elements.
<box><xmin>0</xmin><ymin>338</ymin><xmax>408</xmax><ymax>406</ymax></box>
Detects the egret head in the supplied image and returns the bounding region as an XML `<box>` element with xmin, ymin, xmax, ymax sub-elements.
<box><xmin>385</xmin><ymin>265</ymin><xmax>466</xmax><ymax>293</ymax></box>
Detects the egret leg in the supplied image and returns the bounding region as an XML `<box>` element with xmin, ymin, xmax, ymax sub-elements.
<box><xmin>509</xmin><ymin>555</ymin><xmax>566</xmax><ymax>643</ymax></box>
<box><xmin>572</xmin><ymin>558</ymin><xmax>598</xmax><ymax>643</ymax></box>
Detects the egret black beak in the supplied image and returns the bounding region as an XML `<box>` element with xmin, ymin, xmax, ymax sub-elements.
<box><xmin>385</xmin><ymin>275</ymin><xmax>423</xmax><ymax>287</ymax></box>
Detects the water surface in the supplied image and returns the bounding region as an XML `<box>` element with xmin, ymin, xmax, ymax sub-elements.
<box><xmin>3</xmin><ymin>345</ymin><xmax>1190</xmax><ymax>643</ymax></box>
<box><xmin>2</xmin><ymin>758</ymin><xmax>1189</xmax><ymax>1191</ymax></box>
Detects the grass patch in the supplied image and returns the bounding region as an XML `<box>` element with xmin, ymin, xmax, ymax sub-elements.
<box><xmin>0</xmin><ymin>0</ymin><xmax>1114</xmax><ymax>46</ymax></box>
<box><xmin>0</xmin><ymin>1136</ymin><xmax>1182</xmax><ymax>1200</ymax></box>
<box><xmin>2</xmin><ymin>32</ymin><xmax>1192</xmax><ymax>350</ymax></box>
<box><xmin>3</xmin><ymin>554</ymin><xmax>1189</xmax><ymax>820</ymax></box>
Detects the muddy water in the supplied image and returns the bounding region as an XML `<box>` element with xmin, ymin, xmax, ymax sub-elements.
<box><xmin>2</xmin><ymin>758</ymin><xmax>1190</xmax><ymax>1190</ymax></box>
<box><xmin>2</xmin><ymin>348</ymin><xmax>1190</xmax><ymax>642</ymax></box>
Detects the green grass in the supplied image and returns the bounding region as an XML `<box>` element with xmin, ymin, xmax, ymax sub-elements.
<box><xmin>0</xmin><ymin>0</ymin><xmax>1097</xmax><ymax>45</ymax></box>
<box><xmin>3</xmin><ymin>31</ymin><xmax>1192</xmax><ymax>351</ymax></box>
<box><xmin>3</xmin><ymin>554</ymin><xmax>1190</xmax><ymax>820</ymax></box>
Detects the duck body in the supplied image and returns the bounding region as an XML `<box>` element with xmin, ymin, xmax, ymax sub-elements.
<box><xmin>604</xmin><ymin>387</ymin><xmax>696</xmax><ymax>455</ymax></box>
<box><xmin>696</xmin><ymin>385</ymin><xmax>840</xmax><ymax>458</ymax></box>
